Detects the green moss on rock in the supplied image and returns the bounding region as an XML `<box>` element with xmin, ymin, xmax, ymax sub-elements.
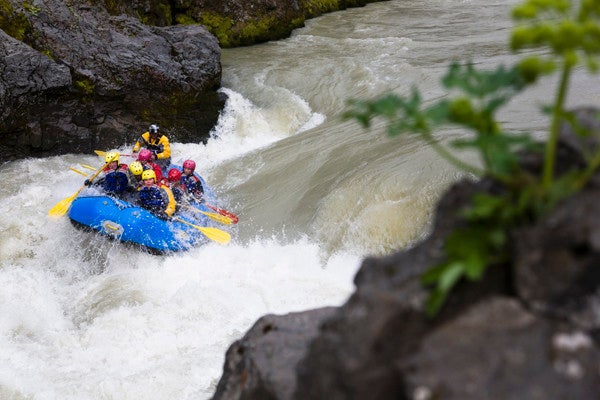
<box><xmin>199</xmin><ymin>12</ymin><xmax>234</xmax><ymax>47</ymax></box>
<box><xmin>0</xmin><ymin>0</ymin><xmax>31</xmax><ymax>41</ymax></box>
<box><xmin>200</xmin><ymin>11</ymin><xmax>307</xmax><ymax>48</ymax></box>
<box><xmin>75</xmin><ymin>79</ymin><xmax>95</xmax><ymax>94</ymax></box>
<box><xmin>155</xmin><ymin>2</ymin><xmax>172</xmax><ymax>24</ymax></box>
<box><xmin>75</xmin><ymin>78</ymin><xmax>96</xmax><ymax>103</ymax></box>
<box><xmin>22</xmin><ymin>2</ymin><xmax>41</xmax><ymax>14</ymax></box>
<box><xmin>41</xmin><ymin>48</ymin><xmax>54</xmax><ymax>60</ymax></box>
<box><xmin>99</xmin><ymin>0</ymin><xmax>123</xmax><ymax>15</ymax></box>
<box><xmin>303</xmin><ymin>0</ymin><xmax>340</xmax><ymax>18</ymax></box>
<box><xmin>174</xmin><ymin>13</ymin><xmax>195</xmax><ymax>25</ymax></box>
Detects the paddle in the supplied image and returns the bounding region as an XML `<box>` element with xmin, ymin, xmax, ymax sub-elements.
<box><xmin>94</xmin><ymin>150</ymin><xmax>133</xmax><ymax>157</ymax></box>
<box><xmin>48</xmin><ymin>163</ymin><xmax>107</xmax><ymax>218</ymax></box>
<box><xmin>174</xmin><ymin>218</ymin><xmax>231</xmax><ymax>244</ymax></box>
<box><xmin>81</xmin><ymin>164</ymin><xmax>96</xmax><ymax>170</ymax></box>
<box><xmin>70</xmin><ymin>167</ymin><xmax>88</xmax><ymax>177</ymax></box>
<box><xmin>205</xmin><ymin>203</ymin><xmax>239</xmax><ymax>224</ymax></box>
<box><xmin>180</xmin><ymin>204</ymin><xmax>233</xmax><ymax>225</ymax></box>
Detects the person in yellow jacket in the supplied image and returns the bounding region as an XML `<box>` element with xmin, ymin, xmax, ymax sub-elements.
<box><xmin>132</xmin><ymin>124</ymin><xmax>171</xmax><ymax>171</ymax></box>
<box><xmin>138</xmin><ymin>169</ymin><xmax>177</xmax><ymax>220</ymax></box>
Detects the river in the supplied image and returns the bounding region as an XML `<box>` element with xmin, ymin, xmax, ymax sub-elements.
<box><xmin>1</xmin><ymin>0</ymin><xmax>598</xmax><ymax>398</ymax></box>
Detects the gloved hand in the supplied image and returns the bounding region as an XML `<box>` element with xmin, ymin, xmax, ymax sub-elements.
<box><xmin>159</xmin><ymin>211</ymin><xmax>172</xmax><ymax>221</ymax></box>
<box><xmin>84</xmin><ymin>179</ymin><xmax>91</xmax><ymax>186</ymax></box>
<box><xmin>152</xmin><ymin>150</ymin><xmax>159</xmax><ymax>159</ymax></box>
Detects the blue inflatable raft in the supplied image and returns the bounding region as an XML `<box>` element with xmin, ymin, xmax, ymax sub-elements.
<box><xmin>67</xmin><ymin>170</ymin><xmax>229</xmax><ymax>254</ymax></box>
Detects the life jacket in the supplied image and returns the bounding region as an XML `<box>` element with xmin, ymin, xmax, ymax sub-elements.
<box><xmin>133</xmin><ymin>132</ymin><xmax>171</xmax><ymax>161</ymax></box>
<box><xmin>138</xmin><ymin>183</ymin><xmax>176</xmax><ymax>217</ymax></box>
<box><xmin>170</xmin><ymin>184</ymin><xmax>187</xmax><ymax>203</ymax></box>
<box><xmin>101</xmin><ymin>164</ymin><xmax>129</xmax><ymax>195</ymax></box>
<box><xmin>181</xmin><ymin>174</ymin><xmax>204</xmax><ymax>199</ymax></box>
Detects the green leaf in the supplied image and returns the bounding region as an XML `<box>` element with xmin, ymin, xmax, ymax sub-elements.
<box><xmin>425</xmin><ymin>288</ymin><xmax>449</xmax><ymax>317</ymax></box>
<box><xmin>438</xmin><ymin>262</ymin><xmax>465</xmax><ymax>291</ymax></box>
<box><xmin>463</xmin><ymin>193</ymin><xmax>508</xmax><ymax>220</ymax></box>
<box><xmin>421</xmin><ymin>263</ymin><xmax>451</xmax><ymax>285</ymax></box>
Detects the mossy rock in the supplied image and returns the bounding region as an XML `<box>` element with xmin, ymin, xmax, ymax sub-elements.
<box><xmin>199</xmin><ymin>11</ymin><xmax>306</xmax><ymax>48</ymax></box>
<box><xmin>80</xmin><ymin>0</ymin><xmax>382</xmax><ymax>48</ymax></box>
<box><xmin>0</xmin><ymin>0</ymin><xmax>32</xmax><ymax>41</ymax></box>
<box><xmin>301</xmin><ymin>0</ymin><xmax>340</xmax><ymax>18</ymax></box>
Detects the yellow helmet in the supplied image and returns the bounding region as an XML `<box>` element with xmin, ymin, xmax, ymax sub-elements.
<box><xmin>105</xmin><ymin>151</ymin><xmax>120</xmax><ymax>164</ymax></box>
<box><xmin>129</xmin><ymin>161</ymin><xmax>143</xmax><ymax>176</ymax></box>
<box><xmin>141</xmin><ymin>169</ymin><xmax>156</xmax><ymax>181</ymax></box>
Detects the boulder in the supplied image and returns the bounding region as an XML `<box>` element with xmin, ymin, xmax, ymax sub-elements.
<box><xmin>0</xmin><ymin>0</ymin><xmax>224</xmax><ymax>159</ymax></box>
<box><xmin>212</xmin><ymin>308</ymin><xmax>338</xmax><ymax>400</ymax></box>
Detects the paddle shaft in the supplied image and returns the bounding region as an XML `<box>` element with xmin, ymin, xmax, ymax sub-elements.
<box><xmin>205</xmin><ymin>203</ymin><xmax>239</xmax><ymax>224</ymax></box>
<box><xmin>70</xmin><ymin>167</ymin><xmax>88</xmax><ymax>177</ymax></box>
<box><xmin>181</xmin><ymin>204</ymin><xmax>232</xmax><ymax>225</ymax></box>
<box><xmin>95</xmin><ymin>150</ymin><xmax>133</xmax><ymax>157</ymax></box>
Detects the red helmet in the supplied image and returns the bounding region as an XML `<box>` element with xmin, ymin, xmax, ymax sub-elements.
<box><xmin>138</xmin><ymin>149</ymin><xmax>153</xmax><ymax>161</ymax></box>
<box><xmin>183</xmin><ymin>159</ymin><xmax>196</xmax><ymax>171</ymax></box>
<box><xmin>168</xmin><ymin>168</ymin><xmax>182</xmax><ymax>182</ymax></box>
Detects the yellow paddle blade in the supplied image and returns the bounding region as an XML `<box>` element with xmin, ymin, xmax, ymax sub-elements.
<box><xmin>49</xmin><ymin>162</ymin><xmax>106</xmax><ymax>219</ymax></box>
<box><xmin>197</xmin><ymin>226</ymin><xmax>231</xmax><ymax>244</ymax></box>
<box><xmin>200</xmin><ymin>210</ymin><xmax>233</xmax><ymax>225</ymax></box>
<box><xmin>94</xmin><ymin>150</ymin><xmax>106</xmax><ymax>156</ymax></box>
<box><xmin>175</xmin><ymin>218</ymin><xmax>231</xmax><ymax>244</ymax></box>
<box><xmin>48</xmin><ymin>191</ymin><xmax>79</xmax><ymax>218</ymax></box>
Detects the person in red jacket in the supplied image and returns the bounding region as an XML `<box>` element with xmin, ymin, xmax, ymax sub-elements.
<box><xmin>137</xmin><ymin>149</ymin><xmax>164</xmax><ymax>184</ymax></box>
<box><xmin>166</xmin><ymin>168</ymin><xmax>187</xmax><ymax>203</ymax></box>
<box><xmin>180</xmin><ymin>159</ymin><xmax>204</xmax><ymax>201</ymax></box>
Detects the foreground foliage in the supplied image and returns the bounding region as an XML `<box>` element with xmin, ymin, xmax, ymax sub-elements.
<box><xmin>345</xmin><ymin>0</ymin><xmax>600</xmax><ymax>315</ymax></box>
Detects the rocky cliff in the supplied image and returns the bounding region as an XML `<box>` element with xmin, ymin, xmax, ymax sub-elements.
<box><xmin>0</xmin><ymin>0</ymin><xmax>224</xmax><ymax>160</ymax></box>
<box><xmin>92</xmin><ymin>0</ymin><xmax>380</xmax><ymax>48</ymax></box>
<box><xmin>0</xmin><ymin>0</ymin><xmax>383</xmax><ymax>161</ymax></box>
<box><xmin>211</xmin><ymin>109</ymin><xmax>600</xmax><ymax>399</ymax></box>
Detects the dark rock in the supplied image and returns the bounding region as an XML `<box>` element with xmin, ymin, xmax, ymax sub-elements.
<box><xmin>1</xmin><ymin>0</ymin><xmax>224</xmax><ymax>160</ymax></box>
<box><xmin>514</xmin><ymin>187</ymin><xmax>600</xmax><ymax>329</ymax></box>
<box><xmin>0</xmin><ymin>29</ymin><xmax>72</xmax><ymax>159</ymax></box>
<box><xmin>402</xmin><ymin>297</ymin><xmax>600</xmax><ymax>399</ymax></box>
<box><xmin>211</xmin><ymin>308</ymin><xmax>338</xmax><ymax>400</ymax></box>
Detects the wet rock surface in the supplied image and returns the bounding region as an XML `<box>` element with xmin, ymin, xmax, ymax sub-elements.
<box><xmin>1</xmin><ymin>0</ymin><xmax>224</xmax><ymax>160</ymax></box>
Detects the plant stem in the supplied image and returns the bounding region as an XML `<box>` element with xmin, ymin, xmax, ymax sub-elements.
<box><xmin>575</xmin><ymin>148</ymin><xmax>600</xmax><ymax>189</ymax></box>
<box><xmin>422</xmin><ymin>133</ymin><xmax>484</xmax><ymax>177</ymax></box>
<box><xmin>542</xmin><ymin>59</ymin><xmax>572</xmax><ymax>189</ymax></box>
